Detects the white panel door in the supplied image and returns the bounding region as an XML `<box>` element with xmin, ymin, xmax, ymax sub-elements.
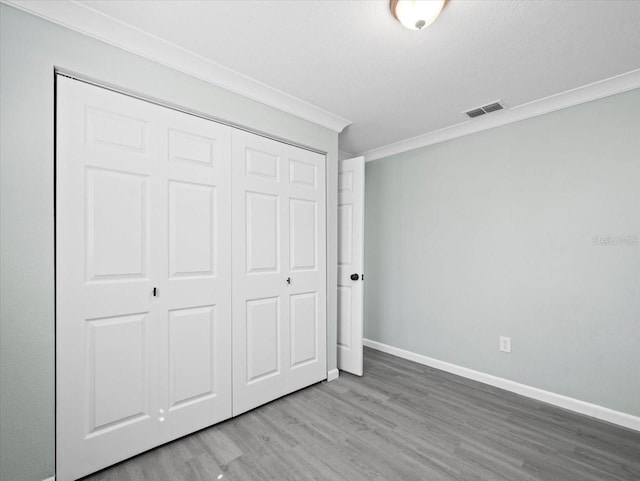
<box><xmin>232</xmin><ymin>130</ymin><xmax>326</xmax><ymax>415</ymax></box>
<box><xmin>155</xmin><ymin>107</ymin><xmax>233</xmax><ymax>443</ymax></box>
<box><xmin>337</xmin><ymin>157</ymin><xmax>365</xmax><ymax>376</ymax></box>
<box><xmin>56</xmin><ymin>76</ymin><xmax>232</xmax><ymax>481</ymax></box>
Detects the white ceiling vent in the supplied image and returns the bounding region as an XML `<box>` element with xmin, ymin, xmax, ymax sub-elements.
<box><xmin>464</xmin><ymin>100</ymin><xmax>506</xmax><ymax>119</ymax></box>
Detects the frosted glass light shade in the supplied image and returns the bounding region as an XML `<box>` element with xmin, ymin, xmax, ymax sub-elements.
<box><xmin>391</xmin><ymin>0</ymin><xmax>445</xmax><ymax>30</ymax></box>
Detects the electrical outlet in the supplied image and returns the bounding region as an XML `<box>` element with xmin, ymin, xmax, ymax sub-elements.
<box><xmin>499</xmin><ymin>336</ymin><xmax>511</xmax><ymax>353</ymax></box>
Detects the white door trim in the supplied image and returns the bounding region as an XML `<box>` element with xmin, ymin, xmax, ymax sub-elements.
<box><xmin>54</xmin><ymin>70</ymin><xmax>328</xmax><ymax>156</ymax></box>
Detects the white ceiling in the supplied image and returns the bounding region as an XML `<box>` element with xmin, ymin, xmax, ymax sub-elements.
<box><xmin>60</xmin><ymin>1</ymin><xmax>640</xmax><ymax>154</ymax></box>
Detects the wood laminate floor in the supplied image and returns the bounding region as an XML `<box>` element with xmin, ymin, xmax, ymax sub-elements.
<box><xmin>84</xmin><ymin>347</ymin><xmax>640</xmax><ymax>481</ymax></box>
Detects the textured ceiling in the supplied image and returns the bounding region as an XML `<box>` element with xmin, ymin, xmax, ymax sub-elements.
<box><xmin>79</xmin><ymin>0</ymin><xmax>640</xmax><ymax>155</ymax></box>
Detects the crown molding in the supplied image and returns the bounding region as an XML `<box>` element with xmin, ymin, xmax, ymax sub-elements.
<box><xmin>362</xmin><ymin>68</ymin><xmax>640</xmax><ymax>162</ymax></box>
<box><xmin>2</xmin><ymin>0</ymin><xmax>351</xmax><ymax>133</ymax></box>
<box><xmin>338</xmin><ymin>150</ymin><xmax>357</xmax><ymax>161</ymax></box>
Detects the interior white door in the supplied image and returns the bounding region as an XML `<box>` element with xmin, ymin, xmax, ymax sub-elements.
<box><xmin>337</xmin><ymin>157</ymin><xmax>365</xmax><ymax>376</ymax></box>
<box><xmin>56</xmin><ymin>76</ymin><xmax>232</xmax><ymax>481</ymax></box>
<box><xmin>232</xmin><ymin>129</ymin><xmax>326</xmax><ymax>415</ymax></box>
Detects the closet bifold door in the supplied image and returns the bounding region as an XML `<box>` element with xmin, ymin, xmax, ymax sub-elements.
<box><xmin>156</xmin><ymin>105</ymin><xmax>232</xmax><ymax>444</ymax></box>
<box><xmin>232</xmin><ymin>130</ymin><xmax>327</xmax><ymax>416</ymax></box>
<box><xmin>56</xmin><ymin>76</ymin><xmax>232</xmax><ymax>481</ymax></box>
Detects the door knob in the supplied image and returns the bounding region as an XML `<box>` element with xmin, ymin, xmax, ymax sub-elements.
<box><xmin>350</xmin><ymin>273</ymin><xmax>360</xmax><ymax>281</ymax></box>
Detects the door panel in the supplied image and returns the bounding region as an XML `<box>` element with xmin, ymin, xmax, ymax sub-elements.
<box><xmin>246</xmin><ymin>297</ymin><xmax>281</xmax><ymax>382</ymax></box>
<box><xmin>246</xmin><ymin>147</ymin><xmax>280</xmax><ymax>180</ymax></box>
<box><xmin>286</xmin><ymin>149</ymin><xmax>326</xmax><ymax>391</ymax></box>
<box><xmin>56</xmin><ymin>77</ymin><xmax>232</xmax><ymax>480</ymax></box>
<box><xmin>87</xmin><ymin>313</ymin><xmax>150</xmax><ymax>434</ymax></box>
<box><xmin>284</xmin><ymin>146</ymin><xmax>326</xmax><ymax>392</ymax></box>
<box><xmin>86</xmin><ymin>169</ymin><xmax>148</xmax><ymax>281</ymax></box>
<box><xmin>337</xmin><ymin>204</ymin><xmax>353</xmax><ymax>268</ymax></box>
<box><xmin>246</xmin><ymin>192</ymin><xmax>280</xmax><ymax>273</ymax></box>
<box><xmin>232</xmin><ymin>130</ymin><xmax>326</xmax><ymax>415</ymax></box>
<box><xmin>156</xmin><ymin>106</ymin><xmax>232</xmax><ymax>443</ymax></box>
<box><xmin>290</xmin><ymin>198</ymin><xmax>317</xmax><ymax>271</ymax></box>
<box><xmin>57</xmin><ymin>77</ymin><xmax>162</xmax><ymax>481</ymax></box>
<box><xmin>337</xmin><ymin>286</ymin><xmax>353</xmax><ymax>349</ymax></box>
<box><xmin>168</xmin><ymin>181</ymin><xmax>215</xmax><ymax>278</ymax></box>
<box><xmin>85</xmin><ymin>106</ymin><xmax>148</xmax><ymax>154</ymax></box>
<box><xmin>232</xmin><ymin>132</ymin><xmax>289</xmax><ymax>415</ymax></box>
<box><xmin>289</xmin><ymin>158</ymin><xmax>317</xmax><ymax>188</ymax></box>
<box><xmin>337</xmin><ymin>157</ymin><xmax>365</xmax><ymax>376</ymax></box>
<box><xmin>167</xmin><ymin>305</ymin><xmax>217</xmax><ymax>409</ymax></box>
<box><xmin>290</xmin><ymin>292</ymin><xmax>318</xmax><ymax>367</ymax></box>
<box><xmin>168</xmin><ymin>129</ymin><xmax>217</xmax><ymax>167</ymax></box>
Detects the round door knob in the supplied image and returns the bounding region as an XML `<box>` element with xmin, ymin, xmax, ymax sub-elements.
<box><xmin>350</xmin><ymin>273</ymin><xmax>360</xmax><ymax>281</ymax></box>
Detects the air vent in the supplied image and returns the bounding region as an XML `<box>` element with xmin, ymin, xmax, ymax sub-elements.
<box><xmin>465</xmin><ymin>108</ymin><xmax>486</xmax><ymax>118</ymax></box>
<box><xmin>483</xmin><ymin>102</ymin><xmax>503</xmax><ymax>113</ymax></box>
<box><xmin>464</xmin><ymin>100</ymin><xmax>506</xmax><ymax>119</ymax></box>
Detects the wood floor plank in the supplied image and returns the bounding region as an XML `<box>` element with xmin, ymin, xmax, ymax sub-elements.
<box><xmin>82</xmin><ymin>347</ymin><xmax>640</xmax><ymax>481</ymax></box>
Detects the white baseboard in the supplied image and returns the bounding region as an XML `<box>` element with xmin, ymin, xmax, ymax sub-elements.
<box><xmin>364</xmin><ymin>339</ymin><xmax>640</xmax><ymax>432</ymax></box>
<box><xmin>326</xmin><ymin>368</ymin><xmax>339</xmax><ymax>382</ymax></box>
<box><xmin>43</xmin><ymin>477</ymin><xmax>55</xmax><ymax>481</ymax></box>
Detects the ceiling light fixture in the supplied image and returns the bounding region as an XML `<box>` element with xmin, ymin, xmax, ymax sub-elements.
<box><xmin>390</xmin><ymin>0</ymin><xmax>445</xmax><ymax>30</ymax></box>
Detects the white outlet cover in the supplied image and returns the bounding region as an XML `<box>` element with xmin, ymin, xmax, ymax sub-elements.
<box><xmin>500</xmin><ymin>336</ymin><xmax>512</xmax><ymax>353</ymax></box>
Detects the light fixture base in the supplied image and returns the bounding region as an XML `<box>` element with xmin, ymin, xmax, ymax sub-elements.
<box><xmin>390</xmin><ymin>0</ymin><xmax>445</xmax><ymax>31</ymax></box>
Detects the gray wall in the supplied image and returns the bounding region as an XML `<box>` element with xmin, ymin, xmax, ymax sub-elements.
<box><xmin>365</xmin><ymin>88</ymin><xmax>640</xmax><ymax>417</ymax></box>
<box><xmin>0</xmin><ymin>5</ymin><xmax>338</xmax><ymax>481</ymax></box>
